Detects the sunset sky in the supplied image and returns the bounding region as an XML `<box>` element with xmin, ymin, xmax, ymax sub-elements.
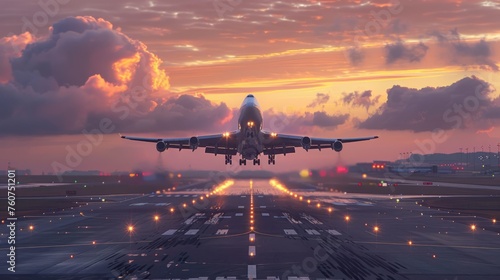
<box><xmin>1</xmin><ymin>0</ymin><xmax>500</xmax><ymax>174</ymax></box>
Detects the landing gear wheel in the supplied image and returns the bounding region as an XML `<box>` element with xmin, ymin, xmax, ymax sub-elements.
<box><xmin>253</xmin><ymin>159</ymin><xmax>260</xmax><ymax>165</ymax></box>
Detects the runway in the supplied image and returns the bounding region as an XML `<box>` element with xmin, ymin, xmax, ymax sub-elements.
<box><xmin>1</xmin><ymin>179</ymin><xmax>500</xmax><ymax>279</ymax></box>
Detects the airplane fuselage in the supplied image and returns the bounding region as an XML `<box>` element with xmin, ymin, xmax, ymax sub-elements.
<box><xmin>237</xmin><ymin>94</ymin><xmax>263</xmax><ymax>160</ymax></box>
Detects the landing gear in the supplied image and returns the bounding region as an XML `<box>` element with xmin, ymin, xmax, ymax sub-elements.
<box><xmin>224</xmin><ymin>155</ymin><xmax>232</xmax><ymax>165</ymax></box>
<box><xmin>268</xmin><ymin>155</ymin><xmax>276</xmax><ymax>165</ymax></box>
<box><xmin>239</xmin><ymin>159</ymin><xmax>247</xmax><ymax>166</ymax></box>
<box><xmin>253</xmin><ymin>158</ymin><xmax>261</xmax><ymax>165</ymax></box>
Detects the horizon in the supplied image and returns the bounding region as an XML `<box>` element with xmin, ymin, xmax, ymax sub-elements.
<box><xmin>1</xmin><ymin>1</ymin><xmax>500</xmax><ymax>173</ymax></box>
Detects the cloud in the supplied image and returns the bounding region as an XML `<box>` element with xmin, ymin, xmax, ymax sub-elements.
<box><xmin>0</xmin><ymin>16</ymin><xmax>233</xmax><ymax>136</ymax></box>
<box><xmin>358</xmin><ymin>76</ymin><xmax>496</xmax><ymax>132</ymax></box>
<box><xmin>430</xmin><ymin>28</ymin><xmax>498</xmax><ymax>71</ymax></box>
<box><xmin>307</xmin><ymin>93</ymin><xmax>330</xmax><ymax>108</ymax></box>
<box><xmin>385</xmin><ymin>40</ymin><xmax>429</xmax><ymax>64</ymax></box>
<box><xmin>346</xmin><ymin>47</ymin><xmax>364</xmax><ymax>66</ymax></box>
<box><xmin>0</xmin><ymin>32</ymin><xmax>34</xmax><ymax>83</ymax></box>
<box><xmin>342</xmin><ymin>90</ymin><xmax>380</xmax><ymax>111</ymax></box>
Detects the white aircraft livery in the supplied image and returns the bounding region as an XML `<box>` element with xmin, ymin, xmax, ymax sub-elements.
<box><xmin>121</xmin><ymin>94</ymin><xmax>379</xmax><ymax>165</ymax></box>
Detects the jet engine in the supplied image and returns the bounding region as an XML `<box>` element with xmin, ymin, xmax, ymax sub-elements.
<box><xmin>189</xmin><ymin>136</ymin><xmax>199</xmax><ymax>151</ymax></box>
<box><xmin>301</xmin><ymin>136</ymin><xmax>312</xmax><ymax>151</ymax></box>
<box><xmin>332</xmin><ymin>140</ymin><xmax>343</xmax><ymax>152</ymax></box>
<box><xmin>156</xmin><ymin>141</ymin><xmax>167</xmax><ymax>152</ymax></box>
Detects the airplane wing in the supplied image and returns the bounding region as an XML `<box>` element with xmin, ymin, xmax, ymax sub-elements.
<box><xmin>121</xmin><ymin>131</ymin><xmax>239</xmax><ymax>155</ymax></box>
<box><xmin>261</xmin><ymin>131</ymin><xmax>378</xmax><ymax>154</ymax></box>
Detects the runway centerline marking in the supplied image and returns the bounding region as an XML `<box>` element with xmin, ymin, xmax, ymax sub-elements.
<box><xmin>248</xmin><ymin>265</ymin><xmax>257</xmax><ymax>279</ymax></box>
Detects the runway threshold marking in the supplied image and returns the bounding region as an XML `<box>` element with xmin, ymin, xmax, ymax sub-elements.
<box><xmin>185</xmin><ymin>229</ymin><xmax>199</xmax><ymax>235</ymax></box>
<box><xmin>262</xmin><ymin>213</ymin><xmax>270</xmax><ymax>216</ymax></box>
<box><xmin>284</xmin><ymin>229</ymin><xmax>298</xmax><ymax>235</ymax></box>
<box><xmin>162</xmin><ymin>229</ymin><xmax>177</xmax><ymax>235</ymax></box>
<box><xmin>327</xmin><ymin>230</ymin><xmax>342</xmax><ymax>235</ymax></box>
<box><xmin>305</xmin><ymin>229</ymin><xmax>320</xmax><ymax>235</ymax></box>
<box><xmin>235</xmin><ymin>213</ymin><xmax>244</xmax><ymax>217</ymax></box>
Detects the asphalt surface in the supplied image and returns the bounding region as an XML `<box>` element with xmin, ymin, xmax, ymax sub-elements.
<box><xmin>1</xmin><ymin>179</ymin><xmax>500</xmax><ymax>280</ymax></box>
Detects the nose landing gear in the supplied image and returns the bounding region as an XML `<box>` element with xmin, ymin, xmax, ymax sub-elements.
<box><xmin>224</xmin><ymin>155</ymin><xmax>232</xmax><ymax>165</ymax></box>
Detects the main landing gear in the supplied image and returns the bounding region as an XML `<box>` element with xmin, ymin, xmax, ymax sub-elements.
<box><xmin>224</xmin><ymin>155</ymin><xmax>232</xmax><ymax>165</ymax></box>
<box><xmin>238</xmin><ymin>158</ymin><xmax>261</xmax><ymax>165</ymax></box>
<box><xmin>268</xmin><ymin>155</ymin><xmax>276</xmax><ymax>165</ymax></box>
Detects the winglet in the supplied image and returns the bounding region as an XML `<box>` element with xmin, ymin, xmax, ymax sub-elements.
<box><xmin>374</xmin><ymin>136</ymin><xmax>379</xmax><ymax>139</ymax></box>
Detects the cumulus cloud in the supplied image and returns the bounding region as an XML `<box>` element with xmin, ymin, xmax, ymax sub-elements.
<box><xmin>0</xmin><ymin>32</ymin><xmax>34</xmax><ymax>83</ymax></box>
<box><xmin>307</xmin><ymin>93</ymin><xmax>330</xmax><ymax>108</ymax></box>
<box><xmin>430</xmin><ymin>28</ymin><xmax>498</xmax><ymax>71</ymax></box>
<box><xmin>342</xmin><ymin>90</ymin><xmax>380</xmax><ymax>111</ymax></box>
<box><xmin>0</xmin><ymin>16</ymin><xmax>234</xmax><ymax>136</ymax></box>
<box><xmin>385</xmin><ymin>40</ymin><xmax>429</xmax><ymax>64</ymax></box>
<box><xmin>358</xmin><ymin>76</ymin><xmax>496</xmax><ymax>132</ymax></box>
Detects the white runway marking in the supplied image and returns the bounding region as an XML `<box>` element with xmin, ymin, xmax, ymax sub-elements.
<box><xmin>162</xmin><ymin>229</ymin><xmax>177</xmax><ymax>235</ymax></box>
<box><xmin>215</xmin><ymin>229</ymin><xmax>229</xmax><ymax>235</ymax></box>
<box><xmin>241</xmin><ymin>195</ymin><xmax>247</xmax><ymax>197</ymax></box>
<box><xmin>155</xmin><ymin>203</ymin><xmax>169</xmax><ymax>206</ymax></box>
<box><xmin>235</xmin><ymin>213</ymin><xmax>243</xmax><ymax>217</ymax></box>
<box><xmin>238</xmin><ymin>206</ymin><xmax>245</xmax><ymax>209</ymax></box>
<box><xmin>185</xmin><ymin>229</ymin><xmax>199</xmax><ymax>235</ymax></box>
<box><xmin>205</xmin><ymin>213</ymin><xmax>223</xmax><ymax>224</ymax></box>
<box><xmin>262</xmin><ymin>213</ymin><xmax>270</xmax><ymax>216</ymax></box>
<box><xmin>305</xmin><ymin>229</ymin><xmax>320</xmax><ymax>235</ymax></box>
<box><xmin>174</xmin><ymin>194</ymin><xmax>180</xmax><ymax>197</ymax></box>
<box><xmin>283</xmin><ymin>212</ymin><xmax>302</xmax><ymax>224</ymax></box>
<box><xmin>284</xmin><ymin>229</ymin><xmax>298</xmax><ymax>235</ymax></box>
<box><xmin>248</xmin><ymin>265</ymin><xmax>257</xmax><ymax>279</ymax></box>
<box><xmin>192</xmin><ymin>195</ymin><xmax>198</xmax><ymax>197</ymax></box>
<box><xmin>158</xmin><ymin>195</ymin><xmax>163</xmax><ymax>197</ymax></box>
<box><xmin>327</xmin><ymin>229</ymin><xmax>342</xmax><ymax>235</ymax></box>
<box><xmin>184</xmin><ymin>213</ymin><xmax>205</xmax><ymax>225</ymax></box>
<box><xmin>260</xmin><ymin>206</ymin><xmax>267</xmax><ymax>208</ymax></box>
<box><xmin>183</xmin><ymin>195</ymin><xmax>189</xmax><ymax>197</ymax></box>
<box><xmin>248</xmin><ymin>246</ymin><xmax>256</xmax><ymax>256</ymax></box>
<box><xmin>300</xmin><ymin>213</ymin><xmax>323</xmax><ymax>225</ymax></box>
<box><xmin>166</xmin><ymin>195</ymin><xmax>171</xmax><ymax>197</ymax></box>
<box><xmin>148</xmin><ymin>195</ymin><xmax>154</xmax><ymax>198</ymax></box>
<box><xmin>129</xmin><ymin>203</ymin><xmax>147</xmax><ymax>206</ymax></box>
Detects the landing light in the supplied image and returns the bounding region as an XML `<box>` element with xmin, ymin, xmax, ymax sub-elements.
<box><xmin>408</xmin><ymin>241</ymin><xmax>412</xmax><ymax>246</ymax></box>
<box><xmin>345</xmin><ymin>215</ymin><xmax>350</xmax><ymax>221</ymax></box>
<box><xmin>471</xmin><ymin>224</ymin><xmax>476</xmax><ymax>231</ymax></box>
<box><xmin>127</xmin><ymin>225</ymin><xmax>134</xmax><ymax>232</ymax></box>
<box><xmin>154</xmin><ymin>215</ymin><xmax>159</xmax><ymax>221</ymax></box>
<box><xmin>29</xmin><ymin>225</ymin><xmax>34</xmax><ymax>231</ymax></box>
<box><xmin>374</xmin><ymin>226</ymin><xmax>379</xmax><ymax>233</ymax></box>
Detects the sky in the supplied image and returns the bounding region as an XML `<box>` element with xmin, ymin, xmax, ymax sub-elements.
<box><xmin>1</xmin><ymin>0</ymin><xmax>500</xmax><ymax>174</ymax></box>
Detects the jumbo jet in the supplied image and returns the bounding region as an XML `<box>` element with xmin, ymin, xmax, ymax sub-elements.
<box><xmin>121</xmin><ymin>94</ymin><xmax>378</xmax><ymax>165</ymax></box>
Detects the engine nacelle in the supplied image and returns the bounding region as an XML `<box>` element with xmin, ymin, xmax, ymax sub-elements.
<box><xmin>156</xmin><ymin>141</ymin><xmax>167</xmax><ymax>152</ymax></box>
<box><xmin>189</xmin><ymin>136</ymin><xmax>199</xmax><ymax>151</ymax></box>
<box><xmin>301</xmin><ymin>136</ymin><xmax>312</xmax><ymax>151</ymax></box>
<box><xmin>332</xmin><ymin>140</ymin><xmax>343</xmax><ymax>152</ymax></box>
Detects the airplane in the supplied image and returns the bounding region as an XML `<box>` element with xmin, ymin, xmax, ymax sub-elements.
<box><xmin>121</xmin><ymin>94</ymin><xmax>379</xmax><ymax>165</ymax></box>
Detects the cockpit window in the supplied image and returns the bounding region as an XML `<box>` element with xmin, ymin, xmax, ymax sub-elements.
<box><xmin>246</xmin><ymin>94</ymin><xmax>254</xmax><ymax>98</ymax></box>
